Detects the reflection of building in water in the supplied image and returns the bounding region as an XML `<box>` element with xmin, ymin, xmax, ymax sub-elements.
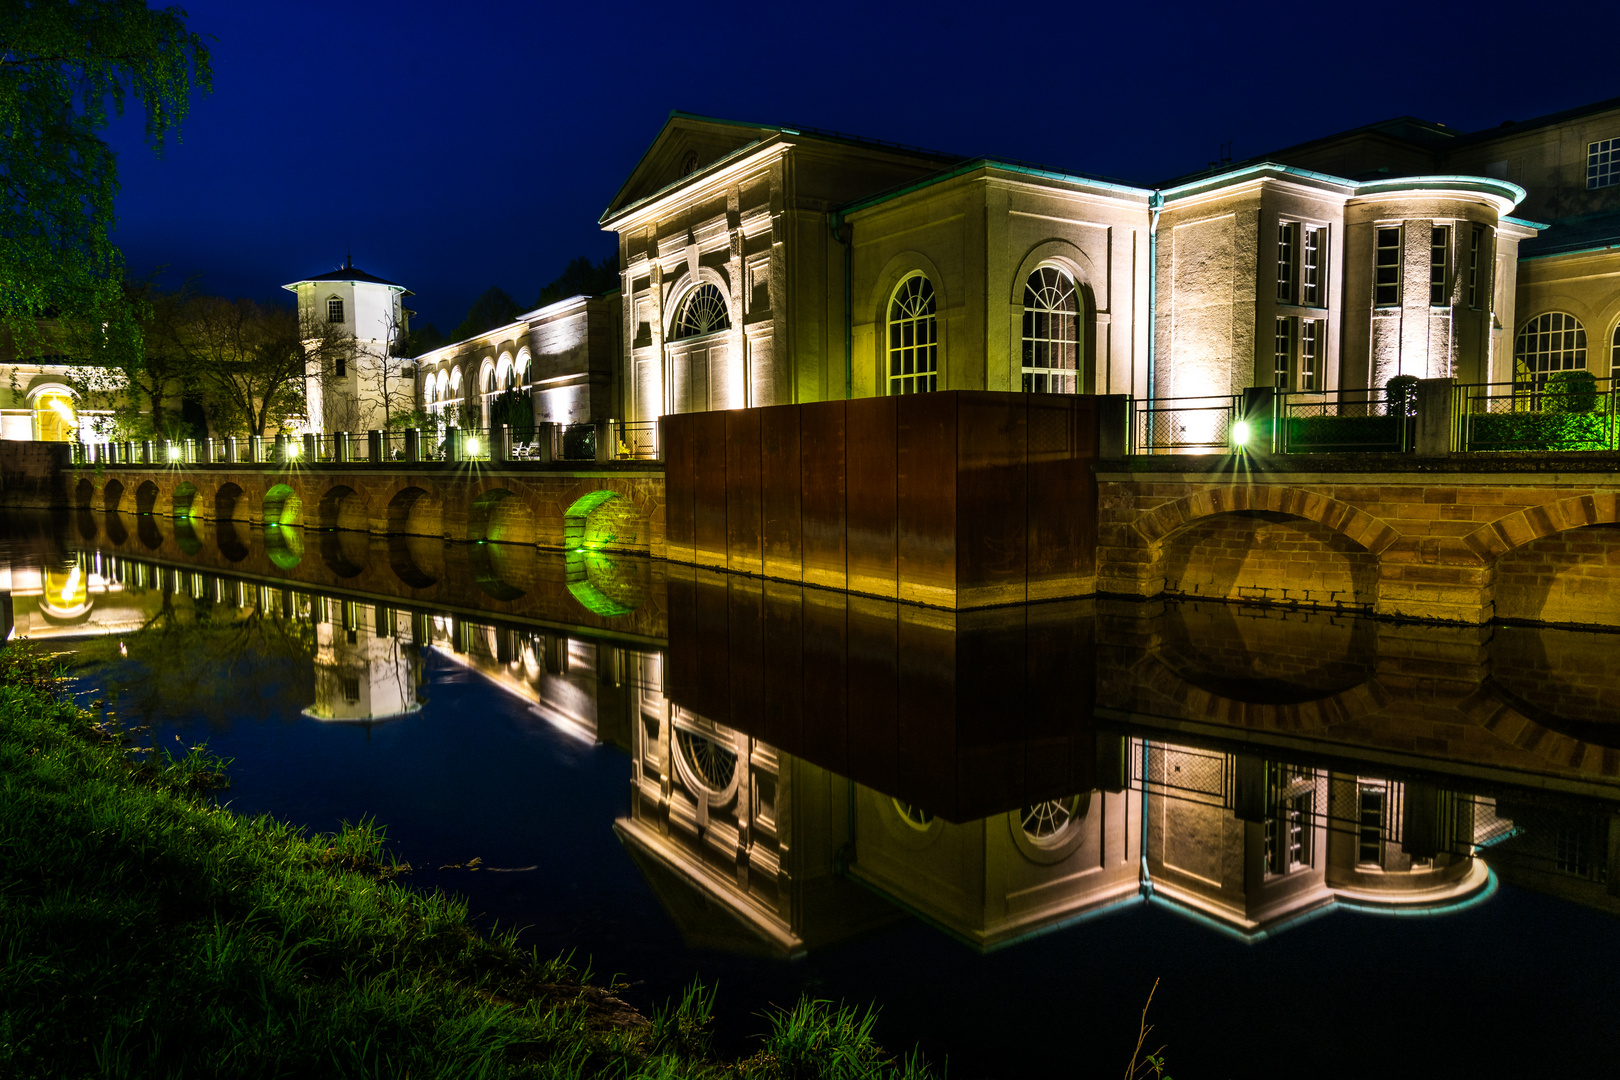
<box><xmin>426</xmin><ymin>615</ymin><xmax>636</xmax><ymax>749</ymax></box>
<box><xmin>616</xmin><ymin>669</ymin><xmax>897</xmax><ymax>957</ymax></box>
<box><xmin>2</xmin><ymin>551</ymin><xmax>130</xmax><ymax>638</ymax></box>
<box><xmin>306</xmin><ymin>598</ymin><xmax>422</xmax><ymax>722</ymax></box>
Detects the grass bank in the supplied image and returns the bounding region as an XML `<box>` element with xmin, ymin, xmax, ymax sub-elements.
<box><xmin>0</xmin><ymin>645</ymin><xmax>935</xmax><ymax>1079</ymax></box>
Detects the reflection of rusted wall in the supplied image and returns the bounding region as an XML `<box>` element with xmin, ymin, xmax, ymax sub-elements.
<box><xmin>664</xmin><ymin>563</ymin><xmax>1097</xmax><ymax>821</ymax></box>
<box><xmin>665</xmin><ymin>391</ymin><xmax>1100</xmax><ymax>609</ymax></box>
<box><xmin>60</xmin><ymin>509</ymin><xmax>669</xmax><ymax>643</ymax></box>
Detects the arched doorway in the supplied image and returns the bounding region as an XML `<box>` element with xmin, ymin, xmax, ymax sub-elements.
<box><xmin>665</xmin><ymin>281</ymin><xmax>733</xmax><ymax>413</ymax></box>
<box><xmin>30</xmin><ymin>386</ymin><xmax>78</xmax><ymax>441</ymax></box>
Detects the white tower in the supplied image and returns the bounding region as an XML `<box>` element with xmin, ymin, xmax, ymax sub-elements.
<box><xmin>283</xmin><ymin>257</ymin><xmax>413</xmax><ymax>434</ymax></box>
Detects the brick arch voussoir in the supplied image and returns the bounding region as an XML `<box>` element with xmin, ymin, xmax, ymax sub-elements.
<box><xmin>1134</xmin><ymin>485</ymin><xmax>1393</xmax><ymax>554</ymax></box>
<box><xmin>1470</xmin><ymin>490</ymin><xmax>1620</xmax><ymax>565</ymax></box>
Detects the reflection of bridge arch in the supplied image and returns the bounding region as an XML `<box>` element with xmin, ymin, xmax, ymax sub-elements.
<box><xmin>264</xmin><ymin>484</ymin><xmax>302</xmax><ymax>527</ymax></box>
<box><xmin>172</xmin><ymin>481</ymin><xmax>199</xmax><ymax>518</ymax></box>
<box><xmin>565</xmin><ymin>548</ymin><xmax>646</xmax><ymax>616</ymax></box>
<box><xmin>74</xmin><ymin>479</ymin><xmax>93</xmax><ymax>509</ymax></box>
<box><xmin>264</xmin><ymin>522</ymin><xmax>304</xmax><ymax>569</ymax></box>
<box><xmin>469</xmin><ymin>541</ymin><xmax>526</xmax><ymax>600</ymax></box>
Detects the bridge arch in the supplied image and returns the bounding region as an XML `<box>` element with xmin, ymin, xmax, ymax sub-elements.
<box><xmin>468</xmin><ymin>487</ymin><xmax>535</xmax><ymax>545</ymax></box>
<box><xmin>134</xmin><ymin>480</ymin><xmax>160</xmax><ymax>516</ymax></box>
<box><xmin>264</xmin><ymin>483</ymin><xmax>303</xmax><ymax>527</ymax></box>
<box><xmin>317</xmin><ymin>484</ymin><xmax>369</xmax><ymax>532</ymax></box>
<box><xmin>102</xmin><ymin>478</ymin><xmax>124</xmax><ymax>513</ymax></box>
<box><xmin>215</xmin><ymin>482</ymin><xmax>245</xmax><ymax>522</ymax></box>
<box><xmin>384</xmin><ymin>484</ymin><xmax>442</xmax><ymax>537</ymax></box>
<box><xmin>564</xmin><ymin>487</ymin><xmax>649</xmax><ymax>554</ymax></box>
<box><xmin>74</xmin><ymin>479</ymin><xmax>93</xmax><ymax>509</ymax></box>
<box><xmin>171</xmin><ymin>481</ymin><xmax>199</xmax><ymax>518</ymax></box>
<box><xmin>1134</xmin><ymin>484</ymin><xmax>1397</xmax><ymax>554</ymax></box>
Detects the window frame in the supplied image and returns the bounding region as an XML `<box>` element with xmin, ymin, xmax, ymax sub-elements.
<box><xmin>1429</xmin><ymin>225</ymin><xmax>1451</xmax><ymax>307</ymax></box>
<box><xmin>1020</xmin><ymin>265</ymin><xmax>1081</xmax><ymax>394</ymax></box>
<box><xmin>1514</xmin><ymin>311</ymin><xmax>1588</xmax><ymax>380</ymax></box>
<box><xmin>327</xmin><ymin>296</ymin><xmax>344</xmax><ymax>323</ymax></box>
<box><xmin>886</xmin><ymin>272</ymin><xmax>939</xmax><ymax>396</ymax></box>
<box><xmin>670</xmin><ymin>282</ymin><xmax>731</xmax><ymax>341</ymax></box>
<box><xmin>1587</xmin><ymin>137</ymin><xmax>1620</xmax><ymax>190</ymax></box>
<box><xmin>1374</xmin><ymin>226</ymin><xmax>1402</xmax><ymax>307</ymax></box>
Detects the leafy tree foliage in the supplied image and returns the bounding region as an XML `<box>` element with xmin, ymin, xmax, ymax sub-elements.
<box><xmin>1</xmin><ymin>0</ymin><xmax>211</xmax><ymax>348</ymax></box>
<box><xmin>534</xmin><ymin>254</ymin><xmax>619</xmax><ymax>309</ymax></box>
<box><xmin>450</xmin><ymin>286</ymin><xmax>520</xmax><ymax>343</ymax></box>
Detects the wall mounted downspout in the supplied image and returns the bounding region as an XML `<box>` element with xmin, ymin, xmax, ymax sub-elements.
<box><xmin>1146</xmin><ymin>192</ymin><xmax>1164</xmax><ymax>407</ymax></box>
<box><xmin>829</xmin><ymin>211</ymin><xmax>853</xmax><ymax>399</ymax></box>
<box><xmin>1140</xmin><ymin>739</ymin><xmax>1153</xmax><ymax>899</ymax></box>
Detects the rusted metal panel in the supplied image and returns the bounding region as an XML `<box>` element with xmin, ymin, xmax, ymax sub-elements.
<box><xmin>799</xmin><ymin>587</ymin><xmax>849</xmax><ymax>775</ymax></box>
<box><xmin>725</xmin><ymin>409</ymin><xmax>763</xmax><ymax>575</ymax></box>
<box><xmin>691</xmin><ymin>410</ymin><xmax>728</xmax><ymax>569</ymax></box>
<box><xmin>956</xmin><ymin>392</ymin><xmax>1029</xmax><ymax>608</ymax></box>
<box><xmin>1027</xmin><ymin>394</ymin><xmax>1099</xmax><ymax>602</ymax></box>
<box><xmin>799</xmin><ymin>400</ymin><xmax>847</xmax><ymax>591</ymax></box>
<box><xmin>845</xmin><ymin>395</ymin><xmax>898</xmax><ymax>599</ymax></box>
<box><xmin>759</xmin><ymin>404</ymin><xmax>803</xmax><ymax>582</ymax></box>
<box><xmin>845</xmin><ymin>594</ymin><xmax>899</xmax><ymax>797</ymax></box>
<box><xmin>726</xmin><ymin>573</ymin><xmax>764</xmax><ymax>736</ymax></box>
<box><xmin>760</xmin><ymin>579</ymin><xmax>804</xmax><ymax>750</ymax></box>
<box><xmin>895</xmin><ymin>605</ymin><xmax>959</xmax><ymax>818</ymax></box>
<box><xmin>662</xmin><ymin>414</ymin><xmax>695</xmax><ymax>564</ymax></box>
<box><xmin>897</xmin><ymin>393</ymin><xmax>957</xmax><ymax>607</ymax></box>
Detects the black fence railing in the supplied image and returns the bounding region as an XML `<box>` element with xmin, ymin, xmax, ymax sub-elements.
<box><xmin>1131</xmin><ymin>394</ymin><xmax>1240</xmax><ymax>453</ymax></box>
<box><xmin>1454</xmin><ymin>377</ymin><xmax>1620</xmax><ymax>453</ymax></box>
<box><xmin>1278</xmin><ymin>386</ymin><xmax>1413</xmax><ymax>454</ymax></box>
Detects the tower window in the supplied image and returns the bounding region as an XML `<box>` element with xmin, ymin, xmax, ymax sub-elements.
<box><xmin>1374</xmin><ymin>227</ymin><xmax>1402</xmax><ymax>307</ymax></box>
<box><xmin>1587</xmin><ymin>137</ymin><xmax>1619</xmax><ymax>190</ymax></box>
<box><xmin>327</xmin><ymin>297</ymin><xmax>344</xmax><ymax>323</ymax></box>
<box><xmin>1430</xmin><ymin>226</ymin><xmax>1450</xmax><ymax>306</ymax></box>
<box><xmin>1301</xmin><ymin>226</ymin><xmax>1325</xmax><ymax>307</ymax></box>
<box><xmin>1277</xmin><ymin>222</ymin><xmax>1297</xmax><ymax>303</ymax></box>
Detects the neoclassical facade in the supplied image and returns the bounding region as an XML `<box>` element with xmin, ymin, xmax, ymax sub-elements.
<box><xmin>598</xmin><ymin>99</ymin><xmax>1620</xmax><ymax>424</ymax></box>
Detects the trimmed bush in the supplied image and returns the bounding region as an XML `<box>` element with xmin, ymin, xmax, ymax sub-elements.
<box><xmin>1466</xmin><ymin>411</ymin><xmax>1614</xmax><ymax>451</ymax></box>
<box><xmin>1543</xmin><ymin>369</ymin><xmax>1599</xmax><ymax>414</ymax></box>
<box><xmin>1284</xmin><ymin>414</ymin><xmax>1404</xmax><ymax>452</ymax></box>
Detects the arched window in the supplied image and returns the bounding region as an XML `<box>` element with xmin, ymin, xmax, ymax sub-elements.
<box><xmin>1514</xmin><ymin>312</ymin><xmax>1586</xmax><ymax>379</ymax></box>
<box><xmin>888</xmin><ymin>274</ymin><xmax>938</xmax><ymax>395</ymax></box>
<box><xmin>31</xmin><ymin>388</ymin><xmax>78</xmax><ymax>442</ymax></box>
<box><xmin>1611</xmin><ymin>323</ymin><xmax>1620</xmax><ymax>381</ymax></box>
<box><xmin>1022</xmin><ymin>267</ymin><xmax>1080</xmax><ymax>393</ymax></box>
<box><xmin>672</xmin><ymin>283</ymin><xmax>730</xmax><ymax>339</ymax></box>
<box><xmin>423</xmin><ymin>379</ymin><xmax>437</xmax><ymax>406</ymax></box>
<box><xmin>516</xmin><ymin>350</ymin><xmax>531</xmax><ymax>388</ymax></box>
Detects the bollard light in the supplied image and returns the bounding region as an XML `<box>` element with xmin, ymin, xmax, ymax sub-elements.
<box><xmin>166</xmin><ymin>445</ymin><xmax>182</xmax><ymax>461</ymax></box>
<box><xmin>464</xmin><ymin>436</ymin><xmax>481</xmax><ymax>456</ymax></box>
<box><xmin>1232</xmin><ymin>420</ymin><xmax>1252</xmax><ymax>448</ymax></box>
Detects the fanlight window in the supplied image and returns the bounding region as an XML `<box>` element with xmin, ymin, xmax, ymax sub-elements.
<box><xmin>676</xmin><ymin>729</ymin><xmax>736</xmax><ymax>793</ymax></box>
<box><xmin>888</xmin><ymin>274</ymin><xmax>938</xmax><ymax>395</ymax></box>
<box><xmin>893</xmin><ymin>798</ymin><xmax>935</xmax><ymax>829</ymax></box>
<box><xmin>1021</xmin><ymin>794</ymin><xmax>1087</xmax><ymax>844</ymax></box>
<box><xmin>1022</xmin><ymin>267</ymin><xmax>1079</xmax><ymax>394</ymax></box>
<box><xmin>672</xmin><ymin>283</ymin><xmax>730</xmax><ymax>340</ymax></box>
<box><xmin>1515</xmin><ymin>312</ymin><xmax>1586</xmax><ymax>378</ymax></box>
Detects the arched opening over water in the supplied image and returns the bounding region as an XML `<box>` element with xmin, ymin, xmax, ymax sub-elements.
<box><xmin>385</xmin><ymin>486</ymin><xmax>441</xmax><ymax>537</ymax></box>
<box><xmin>318</xmin><ymin>484</ymin><xmax>369</xmax><ymax>532</ymax></box>
<box><xmin>264</xmin><ymin>523</ymin><xmax>304</xmax><ymax>569</ymax></box>
<box><xmin>134</xmin><ymin>481</ymin><xmax>159</xmax><ymax>516</ymax></box>
<box><xmin>172</xmin><ymin>482</ymin><xmax>199</xmax><ymax>518</ymax></box>
<box><xmin>388</xmin><ymin>533</ymin><xmax>439</xmax><ymax>589</ymax></box>
<box><xmin>320</xmin><ymin>531</ymin><xmax>368</xmax><ymax>578</ymax></box>
<box><xmin>565</xmin><ymin>548</ymin><xmax>647</xmax><ymax>617</ymax></box>
<box><xmin>74</xmin><ymin>479</ymin><xmax>93</xmax><ymax>509</ymax></box>
<box><xmin>215</xmin><ymin>482</ymin><xmax>245</xmax><ymax>522</ymax></box>
<box><xmin>102</xmin><ymin>479</ymin><xmax>124</xmax><ymax>514</ymax></box>
<box><xmin>564</xmin><ymin>489</ymin><xmax>647</xmax><ymax>553</ymax></box>
<box><xmin>1159</xmin><ymin>508</ymin><xmax>1377</xmax><ymax>611</ymax></box>
<box><xmin>468</xmin><ymin>488</ymin><xmax>534</xmax><ymax>545</ymax></box>
<box><xmin>264</xmin><ymin>484</ymin><xmax>303</xmax><ymax>527</ymax></box>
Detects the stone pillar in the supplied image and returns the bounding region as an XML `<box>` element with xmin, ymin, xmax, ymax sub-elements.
<box><xmin>1415</xmin><ymin>377</ymin><xmax>1455</xmax><ymax>457</ymax></box>
<box><xmin>404</xmin><ymin>428</ymin><xmax>420</xmax><ymax>463</ymax></box>
<box><xmin>1097</xmin><ymin>394</ymin><xmax>1130</xmax><ymax>457</ymax></box>
<box><xmin>141</xmin><ymin>439</ymin><xmax>154</xmax><ymax>464</ymax></box>
<box><xmin>1374</xmin><ymin>558</ymin><xmax>1494</xmax><ymax>624</ymax></box>
<box><xmin>335</xmin><ymin>431</ymin><xmax>351</xmax><ymax>463</ymax></box>
<box><xmin>534</xmin><ymin>422</ymin><xmax>555</xmax><ymax>463</ymax></box>
<box><xmin>273</xmin><ymin>433</ymin><xmax>287</xmax><ymax>463</ymax></box>
<box><xmin>201</xmin><ymin>437</ymin><xmax>215</xmax><ymax>464</ymax></box>
<box><xmin>594</xmin><ymin>418</ymin><xmax>613</xmax><ymax>463</ymax></box>
<box><xmin>302</xmin><ymin>433</ymin><xmax>317</xmax><ymax>462</ymax></box>
<box><xmin>367</xmin><ymin>429</ymin><xmax>383</xmax><ymax>462</ymax></box>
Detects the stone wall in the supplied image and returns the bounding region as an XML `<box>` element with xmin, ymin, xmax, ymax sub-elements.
<box><xmin>0</xmin><ymin>440</ymin><xmax>70</xmax><ymax>508</ymax></box>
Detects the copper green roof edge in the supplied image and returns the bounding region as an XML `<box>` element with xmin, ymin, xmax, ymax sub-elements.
<box><xmin>836</xmin><ymin>159</ymin><xmax>1153</xmax><ymax>220</ymax></box>
<box><xmin>1519</xmin><ymin>240</ymin><xmax>1620</xmax><ymax>261</ymax></box>
<box><xmin>1352</xmin><ymin>174</ymin><xmax>1528</xmax><ymax>206</ymax></box>
<box><xmin>1503</xmin><ymin>215</ymin><xmax>1551</xmax><ymax>230</ymax></box>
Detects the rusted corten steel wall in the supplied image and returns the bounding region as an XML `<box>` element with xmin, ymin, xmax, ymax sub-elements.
<box><xmin>664</xmin><ymin>391</ymin><xmax>1102</xmax><ymax>609</ymax></box>
<box><xmin>663</xmin><ymin>564</ymin><xmax>1098</xmax><ymax>823</ymax></box>
<box><xmin>62</xmin><ymin>463</ymin><xmax>666</xmax><ymax>558</ymax></box>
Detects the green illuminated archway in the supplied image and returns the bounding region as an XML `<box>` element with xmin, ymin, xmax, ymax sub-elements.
<box><xmin>263</xmin><ymin>484</ymin><xmax>303</xmax><ymax>527</ymax></box>
<box><xmin>564</xmin><ymin>490</ymin><xmax>622</xmax><ymax>550</ymax></box>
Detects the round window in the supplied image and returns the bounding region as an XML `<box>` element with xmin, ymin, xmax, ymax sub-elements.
<box><xmin>1021</xmin><ymin>796</ymin><xmax>1083</xmax><ymax>845</ymax></box>
<box><xmin>892</xmin><ymin>799</ymin><xmax>935</xmax><ymax>830</ymax></box>
<box><xmin>676</xmin><ymin>729</ymin><xmax>737</xmax><ymax>793</ymax></box>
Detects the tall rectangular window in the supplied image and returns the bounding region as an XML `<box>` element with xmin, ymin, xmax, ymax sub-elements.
<box><xmin>1301</xmin><ymin>226</ymin><xmax>1326</xmax><ymax>307</ymax></box>
<box><xmin>1274</xmin><ymin>316</ymin><xmax>1295</xmax><ymax>389</ymax></box>
<box><xmin>1374</xmin><ymin>227</ymin><xmax>1402</xmax><ymax>307</ymax></box>
<box><xmin>1300</xmin><ymin>319</ymin><xmax>1321</xmax><ymax>391</ymax></box>
<box><xmin>1357</xmin><ymin>784</ymin><xmax>1385</xmax><ymax>865</ymax></box>
<box><xmin>1588</xmin><ymin>137</ymin><xmax>1620</xmax><ymax>190</ymax></box>
<box><xmin>327</xmin><ymin>297</ymin><xmax>344</xmax><ymax>323</ymax></box>
<box><xmin>1467</xmin><ymin>227</ymin><xmax>1483</xmax><ymax>309</ymax></box>
<box><xmin>1277</xmin><ymin>222</ymin><xmax>1297</xmax><ymax>303</ymax></box>
<box><xmin>1265</xmin><ymin>764</ymin><xmax>1315</xmax><ymax>876</ymax></box>
<box><xmin>1430</xmin><ymin>226</ymin><xmax>1450</xmax><ymax>306</ymax></box>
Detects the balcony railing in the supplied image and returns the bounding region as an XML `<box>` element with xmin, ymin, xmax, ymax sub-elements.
<box><xmin>1130</xmin><ymin>394</ymin><xmax>1239</xmax><ymax>453</ymax></box>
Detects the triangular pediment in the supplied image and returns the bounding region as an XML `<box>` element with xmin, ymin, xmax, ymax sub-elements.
<box><xmin>600</xmin><ymin>113</ymin><xmax>781</xmax><ymax>224</ymax></box>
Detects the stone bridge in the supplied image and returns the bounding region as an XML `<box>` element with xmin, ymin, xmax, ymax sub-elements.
<box><xmin>1097</xmin><ymin>454</ymin><xmax>1620</xmax><ymax>627</ymax></box>
<box><xmin>66</xmin><ymin>461</ymin><xmax>666</xmax><ymax>558</ymax></box>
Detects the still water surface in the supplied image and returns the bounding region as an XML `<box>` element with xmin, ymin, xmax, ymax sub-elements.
<box><xmin>4</xmin><ymin>510</ymin><xmax>1618</xmax><ymax>1078</ymax></box>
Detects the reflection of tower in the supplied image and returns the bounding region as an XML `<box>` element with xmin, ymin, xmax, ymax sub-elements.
<box><xmin>307</xmin><ymin>599</ymin><xmax>421</xmax><ymax>721</ymax></box>
<box><xmin>615</xmin><ymin>653</ymin><xmax>896</xmax><ymax>957</ymax></box>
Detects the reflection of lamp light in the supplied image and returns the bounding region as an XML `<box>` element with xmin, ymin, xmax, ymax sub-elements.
<box><xmin>1232</xmin><ymin>420</ymin><xmax>1252</xmax><ymax>448</ymax></box>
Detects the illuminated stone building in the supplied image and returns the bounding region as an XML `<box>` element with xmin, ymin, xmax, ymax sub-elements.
<box><xmin>596</xmin><ymin>97</ymin><xmax>1620</xmax><ymax>420</ymax></box>
<box><xmin>284</xmin><ymin>261</ymin><xmax>414</xmax><ymax>435</ymax></box>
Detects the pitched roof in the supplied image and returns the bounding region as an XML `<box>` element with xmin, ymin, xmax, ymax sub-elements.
<box><xmin>283</xmin><ymin>264</ymin><xmax>407</xmax><ymax>290</ymax></box>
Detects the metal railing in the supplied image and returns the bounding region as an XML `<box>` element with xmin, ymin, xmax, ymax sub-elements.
<box><xmin>1278</xmin><ymin>386</ymin><xmax>1413</xmax><ymax>454</ymax></box>
<box><xmin>614</xmin><ymin>419</ymin><xmax>660</xmax><ymax>460</ymax></box>
<box><xmin>1454</xmin><ymin>377</ymin><xmax>1619</xmax><ymax>453</ymax></box>
<box><xmin>1131</xmin><ymin>394</ymin><xmax>1239</xmax><ymax>453</ymax></box>
<box><xmin>557</xmin><ymin>423</ymin><xmax>598</xmax><ymax>461</ymax></box>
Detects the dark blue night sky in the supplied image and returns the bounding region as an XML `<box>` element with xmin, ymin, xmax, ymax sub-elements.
<box><xmin>104</xmin><ymin>0</ymin><xmax>1619</xmax><ymax>331</ymax></box>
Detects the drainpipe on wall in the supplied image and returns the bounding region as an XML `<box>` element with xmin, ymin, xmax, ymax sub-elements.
<box><xmin>1140</xmin><ymin>739</ymin><xmax>1153</xmax><ymax>899</ymax></box>
<box><xmin>1146</xmin><ymin>192</ymin><xmax>1164</xmax><ymax>407</ymax></box>
<box><xmin>829</xmin><ymin>211</ymin><xmax>853</xmax><ymax>399</ymax></box>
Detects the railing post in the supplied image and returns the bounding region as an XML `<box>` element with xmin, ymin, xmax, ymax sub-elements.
<box><xmin>404</xmin><ymin>428</ymin><xmax>421</xmax><ymax>463</ymax></box>
<box><xmin>224</xmin><ymin>436</ymin><xmax>238</xmax><ymax>463</ymax></box>
<box><xmin>248</xmin><ymin>435</ymin><xmax>263</xmax><ymax>463</ymax></box>
<box><xmin>494</xmin><ymin>423</ymin><xmax>511</xmax><ymax>462</ymax></box>
<box><xmin>141</xmin><ymin>439</ymin><xmax>154</xmax><ymax>464</ymax></box>
<box><xmin>1097</xmin><ymin>394</ymin><xmax>1131</xmax><ymax>457</ymax></box>
<box><xmin>201</xmin><ymin>437</ymin><xmax>214</xmax><ymax>463</ymax></box>
<box><xmin>445</xmin><ymin>426</ymin><xmax>461</xmax><ymax>463</ymax></box>
<box><xmin>367</xmin><ymin>429</ymin><xmax>383</xmax><ymax>462</ymax></box>
<box><xmin>594</xmin><ymin>418</ymin><xmax>612</xmax><ymax>463</ymax></box>
<box><xmin>335</xmin><ymin>431</ymin><xmax>351</xmax><ymax>463</ymax></box>
<box><xmin>1239</xmin><ymin>386</ymin><xmax>1277</xmax><ymax>454</ymax></box>
<box><xmin>302</xmin><ymin>433</ymin><xmax>317</xmax><ymax>462</ymax></box>
<box><xmin>535</xmin><ymin>421</ymin><xmax>555</xmax><ymax>463</ymax></box>
<box><xmin>1415</xmin><ymin>377</ymin><xmax>1455</xmax><ymax>457</ymax></box>
<box><xmin>273</xmin><ymin>433</ymin><xmax>287</xmax><ymax>463</ymax></box>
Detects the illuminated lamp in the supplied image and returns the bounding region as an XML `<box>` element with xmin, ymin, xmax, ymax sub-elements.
<box><xmin>167</xmin><ymin>445</ymin><xmax>182</xmax><ymax>461</ymax></box>
<box><xmin>1231</xmin><ymin>420</ymin><xmax>1252</xmax><ymax>448</ymax></box>
<box><xmin>464</xmin><ymin>436</ymin><xmax>481</xmax><ymax>455</ymax></box>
